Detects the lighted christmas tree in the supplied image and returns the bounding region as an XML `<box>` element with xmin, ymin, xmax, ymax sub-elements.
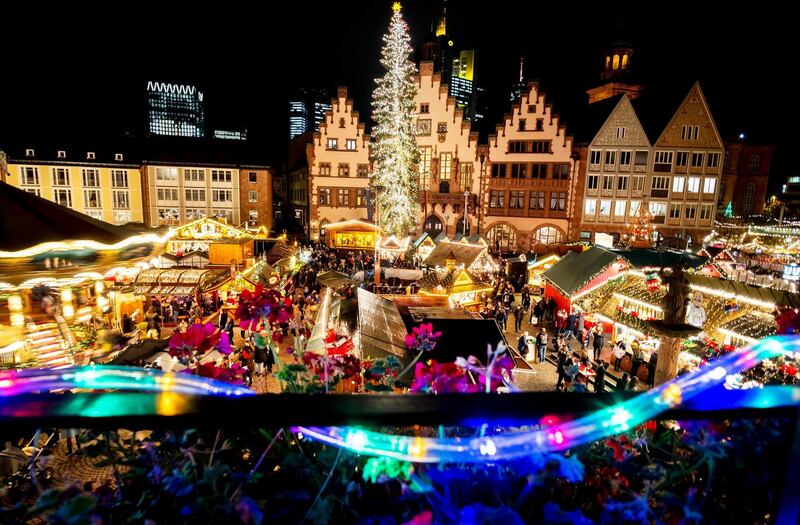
<box><xmin>724</xmin><ymin>201</ymin><xmax>733</xmax><ymax>218</ymax></box>
<box><xmin>628</xmin><ymin>201</ymin><xmax>654</xmax><ymax>248</ymax></box>
<box><xmin>371</xmin><ymin>2</ymin><xmax>420</xmax><ymax>236</ymax></box>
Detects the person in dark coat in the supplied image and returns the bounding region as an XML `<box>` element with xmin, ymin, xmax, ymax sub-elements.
<box><xmin>517</xmin><ymin>331</ymin><xmax>528</xmax><ymax>356</ymax></box>
<box><xmin>592</xmin><ymin>326</ymin><xmax>605</xmax><ymax>362</ymax></box>
<box><xmin>647</xmin><ymin>351</ymin><xmax>658</xmax><ymax>387</ymax></box>
<box><xmin>616</xmin><ymin>373</ymin><xmax>629</xmax><ymax>391</ymax></box>
<box><xmin>253</xmin><ymin>344</ymin><xmax>267</xmax><ymax>376</ymax></box>
<box><xmin>630</xmin><ymin>340</ymin><xmax>644</xmax><ymax>379</ymax></box>
<box><xmin>513</xmin><ymin>304</ymin><xmax>523</xmax><ymax>332</ymax></box>
<box><xmin>555</xmin><ymin>348</ymin><xmax>568</xmax><ymax>390</ymax></box>
<box><xmin>594</xmin><ymin>361</ymin><xmax>607</xmax><ymax>393</ymax></box>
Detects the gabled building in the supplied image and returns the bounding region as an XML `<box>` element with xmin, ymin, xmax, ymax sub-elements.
<box><xmin>720</xmin><ymin>139</ymin><xmax>774</xmax><ymax>216</ymax></box>
<box><xmin>414</xmin><ymin>61</ymin><xmax>480</xmax><ymax>239</ymax></box>
<box><xmin>306</xmin><ymin>87</ymin><xmax>371</xmax><ymax>243</ymax></box>
<box><xmin>481</xmin><ymin>83</ymin><xmax>576</xmax><ymax>253</ymax></box>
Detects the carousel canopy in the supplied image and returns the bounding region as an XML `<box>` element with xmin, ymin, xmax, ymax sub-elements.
<box><xmin>543</xmin><ymin>246</ymin><xmax>621</xmax><ymax>296</ymax></box>
<box><xmin>424</xmin><ymin>240</ymin><xmax>484</xmax><ymax>268</ymax></box>
<box><xmin>0</xmin><ymin>182</ymin><xmax>129</xmax><ymax>251</ymax></box>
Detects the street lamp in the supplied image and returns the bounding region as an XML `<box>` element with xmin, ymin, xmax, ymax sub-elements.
<box><xmin>371</xmin><ymin>184</ymin><xmax>385</xmax><ymax>286</ymax></box>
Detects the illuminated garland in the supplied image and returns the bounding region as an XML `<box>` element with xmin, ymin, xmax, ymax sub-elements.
<box><xmin>294</xmin><ymin>336</ymin><xmax>800</xmax><ymax>463</ymax></box>
<box><xmin>0</xmin><ymin>365</ymin><xmax>255</xmax><ymax>397</ymax></box>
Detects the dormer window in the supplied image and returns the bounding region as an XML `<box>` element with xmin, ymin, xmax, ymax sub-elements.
<box><xmin>25</xmin><ymin>149</ymin><xmax>35</xmax><ymax>157</ymax></box>
<box><xmin>57</xmin><ymin>150</ymin><xmax>66</xmax><ymax>158</ymax></box>
<box><xmin>114</xmin><ymin>153</ymin><xmax>123</xmax><ymax>161</ymax></box>
<box><xmin>87</xmin><ymin>152</ymin><xmax>96</xmax><ymax>160</ymax></box>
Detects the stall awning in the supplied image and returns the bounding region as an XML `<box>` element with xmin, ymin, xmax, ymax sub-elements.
<box><xmin>424</xmin><ymin>240</ymin><xmax>484</xmax><ymax>268</ymax></box>
<box><xmin>718</xmin><ymin>313</ymin><xmax>776</xmax><ymax>342</ymax></box>
<box><xmin>543</xmin><ymin>246</ymin><xmax>621</xmax><ymax>296</ymax></box>
<box><xmin>132</xmin><ymin>268</ymin><xmax>224</xmax><ymax>295</ymax></box>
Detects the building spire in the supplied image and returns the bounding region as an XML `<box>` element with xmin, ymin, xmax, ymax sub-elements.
<box><xmin>519</xmin><ymin>56</ymin><xmax>525</xmax><ymax>83</ymax></box>
<box><xmin>435</xmin><ymin>0</ymin><xmax>447</xmax><ymax>37</ymax></box>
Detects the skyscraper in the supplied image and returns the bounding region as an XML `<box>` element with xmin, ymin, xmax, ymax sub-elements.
<box><xmin>288</xmin><ymin>88</ymin><xmax>332</xmax><ymax>140</ymax></box>
<box><xmin>147</xmin><ymin>82</ymin><xmax>205</xmax><ymax>138</ymax></box>
<box><xmin>450</xmin><ymin>49</ymin><xmax>476</xmax><ymax>120</ymax></box>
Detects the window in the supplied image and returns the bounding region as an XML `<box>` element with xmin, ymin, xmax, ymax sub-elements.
<box><xmin>212</xmin><ymin>190</ymin><xmax>232</xmax><ymax>202</ymax></box>
<box><xmin>687</xmin><ymin>177</ymin><xmax>700</xmax><ymax>193</ymax></box>
<box><xmin>691</xmin><ymin>152</ymin><xmax>704</xmax><ymax>168</ymax></box>
<box><xmin>654</xmin><ymin>151</ymin><xmax>673</xmax><ymax>171</ymax></box>
<box><xmin>651</xmin><ymin>176</ymin><xmax>669</xmax><ymax>191</ymax></box>
<box><xmin>748</xmin><ymin>155</ymin><xmax>760</xmax><ymax>174</ymax></box>
<box><xmin>529</xmin><ymin>191</ymin><xmax>545</xmax><ymax>210</ymax></box>
<box><xmin>53</xmin><ymin>168</ymin><xmax>70</xmax><ymax>186</ymax></box>
<box><xmin>319</xmin><ymin>163</ymin><xmax>331</xmax><ymax>176</ymax></box>
<box><xmin>158</xmin><ymin>208</ymin><xmax>179</xmax><ymax>223</ymax></box>
<box><xmin>491</xmin><ymin>163</ymin><xmax>506</xmax><ymax>178</ymax></box>
<box><xmin>249</xmin><ymin>172</ymin><xmax>258</xmax><ymax>183</ymax></box>
<box><xmin>553</xmin><ymin>163</ymin><xmax>570</xmax><ymax>179</ymax></box>
<box><xmin>112</xmin><ymin>190</ymin><xmax>129</xmax><ymax>209</ymax></box>
<box><xmin>587</xmin><ymin>175</ymin><xmax>599</xmax><ymax>190</ymax></box>
<box><xmin>337</xmin><ymin>188</ymin><xmax>350</xmax><ymax>206</ymax></box>
<box><xmin>25</xmin><ymin>149</ymin><xmax>34</xmax><ymax>157</ymax></box>
<box><xmin>339</xmin><ymin>118</ymin><xmax>346</xmax><ymax>128</ymax></box>
<box><xmin>424</xmin><ymin>215</ymin><xmax>443</xmax><ymax>233</ymax></box>
<box><xmin>604</xmin><ymin>150</ymin><xmax>616</xmax><ymax>165</ymax></box>
<box><xmin>416</xmin><ymin>118</ymin><xmax>432</xmax><ymax>135</ymax></box>
<box><xmin>530</xmin><ymin>164</ymin><xmax>547</xmax><ymax>179</ymax></box>
<box><xmin>599</xmin><ymin>200</ymin><xmax>611</xmax><ymax>217</ymax></box>
<box><xmin>535</xmin><ymin>119</ymin><xmax>544</xmax><ymax>131</ymax></box>
<box><xmin>24</xmin><ymin>188</ymin><xmax>41</xmax><ymax>196</ymax></box>
<box><xmin>248</xmin><ymin>191</ymin><xmax>258</xmax><ymax>203</ymax></box>
<box><xmin>634</xmin><ymin>151</ymin><xmax>648</xmax><ymax>166</ymax></box>
<box><xmin>533</xmin><ymin>226</ymin><xmax>563</xmax><ymax>245</ymax></box>
<box><xmin>672</xmin><ymin>177</ymin><xmax>685</xmax><ymax>193</ymax></box>
<box><xmin>85</xmin><ymin>210</ymin><xmax>104</xmax><ymax>220</ymax></box>
<box><xmin>676</xmin><ymin>152</ymin><xmax>688</xmax><ymax>167</ymax></box>
<box><xmin>649</xmin><ymin>202</ymin><xmax>666</xmax><ymax>218</ymax></box>
<box><xmin>319</xmin><ymin>188</ymin><xmax>331</xmax><ymax>205</ymax></box>
<box><xmin>742</xmin><ymin>183</ymin><xmax>756</xmax><ymax>214</ymax></box>
<box><xmin>185</xmin><ymin>208</ymin><xmax>206</xmax><ymax>220</ymax></box>
<box><xmin>157</xmin><ymin>188</ymin><xmax>179</xmax><ymax>201</ymax></box>
<box><xmin>703</xmin><ymin>178</ymin><xmax>716</xmax><ymax>194</ymax></box>
<box><xmin>700</xmin><ymin>204</ymin><xmax>714</xmax><ymax>221</ymax></box>
<box><xmin>419</xmin><ymin>103</ymin><xmax>429</xmax><ymax>113</ymax></box>
<box><xmin>346</xmin><ymin>139</ymin><xmax>357</xmax><ymax>151</ymax></box>
<box><xmin>439</xmin><ymin>153</ymin><xmax>452</xmax><ymax>179</ymax></box>
<box><xmin>184</xmin><ymin>169</ymin><xmax>205</xmax><ymax>182</ymax></box>
<box><xmin>57</xmin><ymin>150</ymin><xmax>66</xmax><ymax>158</ymax></box>
<box><xmin>550</xmin><ymin>191</ymin><xmax>567</xmax><ymax>211</ymax></box>
<box><xmin>685</xmin><ymin>204</ymin><xmax>697</xmax><ymax>219</ymax></box>
<box><xmin>518</xmin><ymin>119</ymin><xmax>526</xmax><ymax>131</ymax></box>
<box><xmin>669</xmin><ymin>203</ymin><xmax>682</xmax><ymax>219</ymax></box>
<box><xmin>614</xmin><ymin>200</ymin><xmax>626</xmax><ymax>217</ymax></box>
<box><xmin>527</xmin><ymin>105</ymin><xmax>537</xmax><ymax>113</ymax></box>
<box><xmin>439</xmin><ymin>181</ymin><xmax>450</xmax><ymax>193</ymax></box>
<box><xmin>115</xmin><ymin>153</ymin><xmax>123</xmax><ymax>161</ymax></box>
<box><xmin>589</xmin><ymin>150</ymin><xmax>602</xmax><ymax>165</ymax></box>
<box><xmin>707</xmin><ymin>153</ymin><xmax>720</xmax><ymax>168</ymax></box>
<box><xmin>156</xmin><ymin>167</ymin><xmax>178</xmax><ymax>181</ymax></box>
<box><xmin>511</xmin><ymin>163</ymin><xmax>527</xmax><ymax>178</ymax></box>
<box><xmin>357</xmin><ymin>164</ymin><xmax>369</xmax><ymax>177</ymax></box>
<box><xmin>185</xmin><ymin>189</ymin><xmax>206</xmax><ymax>202</ymax></box>
<box><xmin>437</xmin><ymin>122</ymin><xmax>447</xmax><ymax>133</ymax></box>
<box><xmin>83</xmin><ymin>189</ymin><xmax>101</xmax><ymax>208</ymax></box>
<box><xmin>327</xmin><ymin>138</ymin><xmax>338</xmax><ymax>150</ymax></box>
<box><xmin>584</xmin><ymin>200</ymin><xmax>598</xmax><ymax>217</ymax></box>
<box><xmin>460</xmin><ymin>163</ymin><xmax>474</xmax><ymax>189</ymax></box>
<box><xmin>249</xmin><ymin>210</ymin><xmax>259</xmax><ymax>222</ymax></box>
<box><xmin>111</xmin><ymin>170</ymin><xmax>128</xmax><ymax>187</ymax></box>
<box><xmin>531</xmin><ymin>140</ymin><xmax>550</xmax><ymax>153</ymax></box>
<box><xmin>619</xmin><ymin>151</ymin><xmax>631</xmax><ymax>166</ymax></box>
<box><xmin>213</xmin><ymin>209</ymin><xmax>233</xmax><ymax>222</ymax></box>
<box><xmin>600</xmin><ymin>175</ymin><xmax>612</xmax><ymax>191</ymax></box>
<box><xmin>616</xmin><ymin>127</ymin><xmax>626</xmax><ymax>139</ymax></box>
<box><xmin>617</xmin><ymin>175</ymin><xmax>629</xmax><ymax>191</ymax></box>
<box><xmin>681</xmin><ymin>125</ymin><xmax>700</xmax><ymax>141</ymax></box>
<box><xmin>21</xmin><ymin>166</ymin><xmax>39</xmax><ymax>185</ymax></box>
<box><xmin>357</xmin><ymin>188</ymin><xmax>368</xmax><ymax>207</ymax></box>
<box><xmin>489</xmin><ymin>190</ymin><xmax>504</xmax><ymax>208</ymax></box>
<box><xmin>629</xmin><ymin>201</ymin><xmax>641</xmax><ymax>216</ymax></box>
<box><xmin>211</xmin><ymin>170</ymin><xmax>232</xmax><ymax>183</ymax></box>
<box><xmin>487</xmin><ymin>224</ymin><xmax>516</xmax><ymax>251</ymax></box>
<box><xmin>338</xmin><ymin>163</ymin><xmax>350</xmax><ymax>177</ymax></box>
<box><xmin>509</xmin><ymin>140</ymin><xmax>527</xmax><ymax>153</ymax></box>
<box><xmin>87</xmin><ymin>152</ymin><xmax>96</xmax><ymax>160</ymax></box>
<box><xmin>113</xmin><ymin>210</ymin><xmax>131</xmax><ymax>225</ymax></box>
<box><xmin>54</xmin><ymin>188</ymin><xmax>72</xmax><ymax>208</ymax></box>
<box><xmin>420</xmin><ymin>147</ymin><xmax>432</xmax><ymax>176</ymax></box>
<box><xmin>81</xmin><ymin>169</ymin><xmax>100</xmax><ymax>187</ymax></box>
<box><xmin>509</xmin><ymin>190</ymin><xmax>524</xmax><ymax>208</ymax></box>
<box><xmin>632</xmin><ymin>176</ymin><xmax>645</xmax><ymax>192</ymax></box>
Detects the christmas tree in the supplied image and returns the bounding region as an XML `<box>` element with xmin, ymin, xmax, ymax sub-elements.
<box><xmin>371</xmin><ymin>2</ymin><xmax>420</xmax><ymax>236</ymax></box>
<box><xmin>628</xmin><ymin>201</ymin><xmax>654</xmax><ymax>247</ymax></box>
<box><xmin>724</xmin><ymin>201</ymin><xmax>733</xmax><ymax>218</ymax></box>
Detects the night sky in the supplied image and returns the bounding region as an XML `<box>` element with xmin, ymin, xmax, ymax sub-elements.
<box><xmin>1</xmin><ymin>2</ymin><xmax>794</xmax><ymax>189</ymax></box>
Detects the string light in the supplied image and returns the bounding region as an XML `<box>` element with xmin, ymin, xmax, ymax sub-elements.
<box><xmin>295</xmin><ymin>336</ymin><xmax>800</xmax><ymax>463</ymax></box>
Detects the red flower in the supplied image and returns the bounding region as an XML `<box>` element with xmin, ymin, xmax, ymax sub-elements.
<box><xmin>404</xmin><ymin>323</ymin><xmax>442</xmax><ymax>352</ymax></box>
<box><xmin>411</xmin><ymin>360</ymin><xmax>478</xmax><ymax>394</ymax></box>
<box><xmin>168</xmin><ymin>323</ymin><xmax>231</xmax><ymax>358</ymax></box>
<box><xmin>775</xmin><ymin>307</ymin><xmax>800</xmax><ymax>335</ymax></box>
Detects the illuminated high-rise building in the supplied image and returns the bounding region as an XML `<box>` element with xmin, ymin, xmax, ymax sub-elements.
<box><xmin>147</xmin><ymin>81</ymin><xmax>205</xmax><ymax>138</ymax></box>
<box><xmin>288</xmin><ymin>88</ymin><xmax>332</xmax><ymax>140</ymax></box>
<box><xmin>450</xmin><ymin>50</ymin><xmax>476</xmax><ymax>120</ymax></box>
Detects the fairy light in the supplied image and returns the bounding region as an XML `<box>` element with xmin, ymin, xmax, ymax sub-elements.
<box><xmin>612</xmin><ymin>293</ymin><xmax>663</xmax><ymax>312</ymax></box>
<box><xmin>294</xmin><ymin>336</ymin><xmax>800</xmax><ymax>463</ymax></box>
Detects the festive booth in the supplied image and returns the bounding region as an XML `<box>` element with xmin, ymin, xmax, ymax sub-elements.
<box><xmin>321</xmin><ymin>219</ymin><xmax>380</xmax><ymax>251</ymax></box>
<box><xmin>413</xmin><ymin>232</ymin><xmax>436</xmax><ymax>260</ymax></box>
<box><xmin>132</xmin><ymin>268</ymin><xmax>226</xmax><ymax>297</ymax></box>
<box><xmin>165</xmin><ymin>217</ymin><xmax>254</xmax><ymax>266</ymax></box>
<box><xmin>423</xmin><ymin>239</ymin><xmax>497</xmax><ymax>274</ymax></box>
<box><xmin>542</xmin><ymin>246</ymin><xmax>627</xmax><ymax>315</ymax></box>
<box><xmin>417</xmin><ymin>266</ymin><xmax>493</xmax><ymax>310</ymax></box>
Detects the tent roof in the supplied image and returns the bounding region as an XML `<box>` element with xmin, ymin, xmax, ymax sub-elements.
<box><xmin>424</xmin><ymin>240</ymin><xmax>484</xmax><ymax>268</ymax></box>
<box><xmin>611</xmin><ymin>248</ymin><xmax>708</xmax><ymax>270</ymax></box>
<box><xmin>0</xmin><ymin>182</ymin><xmax>130</xmax><ymax>251</ymax></box>
<box><xmin>688</xmin><ymin>273</ymin><xmax>800</xmax><ymax>308</ymax></box>
<box><xmin>543</xmin><ymin>246</ymin><xmax>621</xmax><ymax>296</ymax></box>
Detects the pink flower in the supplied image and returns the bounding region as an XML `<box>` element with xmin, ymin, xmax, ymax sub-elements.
<box><xmin>404</xmin><ymin>323</ymin><xmax>442</xmax><ymax>352</ymax></box>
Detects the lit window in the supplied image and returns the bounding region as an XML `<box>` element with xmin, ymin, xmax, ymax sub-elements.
<box><xmin>82</xmin><ymin>169</ymin><xmax>100</xmax><ymax>187</ymax></box>
<box><xmin>111</xmin><ymin>170</ymin><xmax>128</xmax><ymax>187</ymax></box>
<box><xmin>87</xmin><ymin>152</ymin><xmax>96</xmax><ymax>160</ymax></box>
<box><xmin>672</xmin><ymin>177</ymin><xmax>685</xmax><ymax>193</ymax></box>
<box><xmin>83</xmin><ymin>189</ymin><xmax>101</xmax><ymax>208</ymax></box>
<box><xmin>249</xmin><ymin>191</ymin><xmax>258</xmax><ymax>202</ymax></box>
<box><xmin>703</xmin><ymin>178</ymin><xmax>716</xmax><ymax>194</ymax></box>
<box><xmin>346</xmin><ymin>139</ymin><xmax>357</xmax><ymax>151</ymax></box>
<box><xmin>57</xmin><ymin>150</ymin><xmax>66</xmax><ymax>158</ymax></box>
<box><xmin>687</xmin><ymin>177</ymin><xmax>700</xmax><ymax>193</ymax></box>
<box><xmin>327</xmin><ymin>138</ymin><xmax>338</xmax><ymax>150</ymax></box>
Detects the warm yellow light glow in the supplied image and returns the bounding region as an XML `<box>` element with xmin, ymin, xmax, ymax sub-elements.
<box><xmin>61</xmin><ymin>289</ymin><xmax>73</xmax><ymax>303</ymax></box>
<box><xmin>7</xmin><ymin>295</ymin><xmax>23</xmax><ymax>312</ymax></box>
<box><xmin>392</xmin><ymin>1</ymin><xmax>402</xmax><ymax>12</ymax></box>
<box><xmin>63</xmin><ymin>305</ymin><xmax>75</xmax><ymax>319</ymax></box>
<box><xmin>0</xmin><ymin>234</ymin><xmax>163</xmax><ymax>259</ymax></box>
<box><xmin>95</xmin><ymin>281</ymin><xmax>104</xmax><ymax>294</ymax></box>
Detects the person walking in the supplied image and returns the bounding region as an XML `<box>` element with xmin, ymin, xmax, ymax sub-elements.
<box><xmin>555</xmin><ymin>349</ymin><xmax>568</xmax><ymax>390</ymax></box>
<box><xmin>495</xmin><ymin>306</ymin><xmax>508</xmax><ymax>332</ymax></box>
<box><xmin>647</xmin><ymin>351</ymin><xmax>658</xmax><ymax>387</ymax></box>
<box><xmin>616</xmin><ymin>372</ymin><xmax>629</xmax><ymax>391</ymax></box>
<box><xmin>536</xmin><ymin>328</ymin><xmax>548</xmax><ymax>364</ymax></box>
<box><xmin>531</xmin><ymin>301</ymin><xmax>543</xmax><ymax>327</ymax></box>
<box><xmin>594</xmin><ymin>361</ymin><xmax>607</xmax><ymax>393</ymax></box>
<box><xmin>612</xmin><ymin>339</ymin><xmax>627</xmax><ymax>371</ymax></box>
<box><xmin>630</xmin><ymin>340</ymin><xmax>644</xmax><ymax>380</ymax></box>
<box><xmin>513</xmin><ymin>304</ymin><xmax>523</xmax><ymax>332</ymax></box>
<box><xmin>592</xmin><ymin>326</ymin><xmax>605</xmax><ymax>362</ymax></box>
